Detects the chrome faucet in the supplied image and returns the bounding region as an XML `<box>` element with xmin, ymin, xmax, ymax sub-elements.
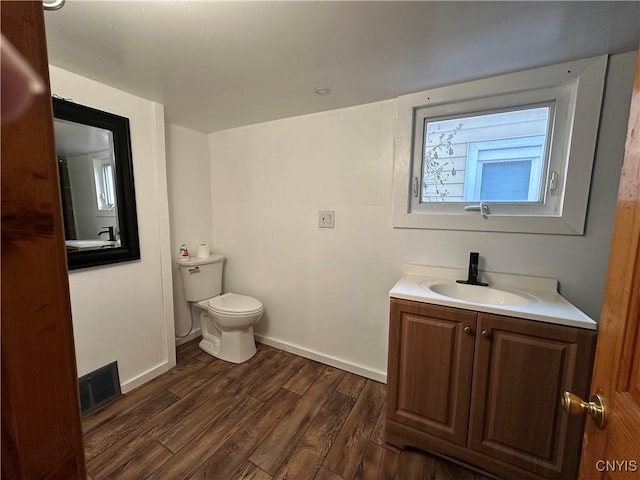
<box><xmin>98</xmin><ymin>226</ymin><xmax>116</xmax><ymax>241</ymax></box>
<box><xmin>457</xmin><ymin>252</ymin><xmax>488</xmax><ymax>286</ymax></box>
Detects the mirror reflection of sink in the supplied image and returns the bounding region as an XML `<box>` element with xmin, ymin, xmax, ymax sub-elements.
<box><xmin>420</xmin><ymin>281</ymin><xmax>535</xmax><ymax>306</ymax></box>
<box><xmin>65</xmin><ymin>239</ymin><xmax>117</xmax><ymax>250</ymax></box>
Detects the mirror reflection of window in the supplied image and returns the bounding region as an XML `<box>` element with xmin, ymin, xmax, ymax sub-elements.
<box><xmin>92</xmin><ymin>155</ymin><xmax>117</xmax><ymax>212</ymax></box>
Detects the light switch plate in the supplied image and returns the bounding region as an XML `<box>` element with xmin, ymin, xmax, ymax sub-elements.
<box><xmin>318</xmin><ymin>210</ymin><xmax>335</xmax><ymax>228</ymax></box>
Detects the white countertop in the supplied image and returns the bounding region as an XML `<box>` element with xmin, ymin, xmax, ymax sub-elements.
<box><xmin>390</xmin><ymin>264</ymin><xmax>597</xmax><ymax>330</ymax></box>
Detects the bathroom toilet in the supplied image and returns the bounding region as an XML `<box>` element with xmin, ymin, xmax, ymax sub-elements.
<box><xmin>177</xmin><ymin>254</ymin><xmax>263</xmax><ymax>363</ymax></box>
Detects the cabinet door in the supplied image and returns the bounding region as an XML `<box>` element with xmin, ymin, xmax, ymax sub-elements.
<box><xmin>387</xmin><ymin>299</ymin><xmax>476</xmax><ymax>445</ymax></box>
<box><xmin>469</xmin><ymin>313</ymin><xmax>596</xmax><ymax>480</ymax></box>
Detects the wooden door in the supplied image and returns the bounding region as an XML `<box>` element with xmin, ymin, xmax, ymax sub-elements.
<box><xmin>386</xmin><ymin>299</ymin><xmax>476</xmax><ymax>446</ymax></box>
<box><xmin>578</xmin><ymin>53</ymin><xmax>640</xmax><ymax>479</ymax></box>
<box><xmin>1</xmin><ymin>2</ymin><xmax>86</xmax><ymax>478</ymax></box>
<box><xmin>469</xmin><ymin>314</ymin><xmax>596</xmax><ymax>480</ymax></box>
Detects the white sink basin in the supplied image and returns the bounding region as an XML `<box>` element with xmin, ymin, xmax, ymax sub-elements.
<box><xmin>390</xmin><ymin>265</ymin><xmax>597</xmax><ymax>330</ymax></box>
<box><xmin>420</xmin><ymin>281</ymin><xmax>535</xmax><ymax>306</ymax></box>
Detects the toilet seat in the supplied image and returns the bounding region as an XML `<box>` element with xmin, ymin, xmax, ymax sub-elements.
<box><xmin>207</xmin><ymin>292</ymin><xmax>263</xmax><ymax>316</ymax></box>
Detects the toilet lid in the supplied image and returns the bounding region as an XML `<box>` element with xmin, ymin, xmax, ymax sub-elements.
<box><xmin>208</xmin><ymin>293</ymin><xmax>263</xmax><ymax>314</ymax></box>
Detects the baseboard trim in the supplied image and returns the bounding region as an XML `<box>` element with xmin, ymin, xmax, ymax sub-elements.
<box><xmin>254</xmin><ymin>334</ymin><xmax>387</xmax><ymax>384</ymax></box>
<box><xmin>120</xmin><ymin>362</ymin><xmax>169</xmax><ymax>394</ymax></box>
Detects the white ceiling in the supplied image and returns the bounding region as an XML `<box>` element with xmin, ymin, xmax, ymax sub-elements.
<box><xmin>44</xmin><ymin>1</ymin><xmax>639</xmax><ymax>133</ymax></box>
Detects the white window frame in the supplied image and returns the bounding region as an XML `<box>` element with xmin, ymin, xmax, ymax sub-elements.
<box><xmin>393</xmin><ymin>55</ymin><xmax>607</xmax><ymax>235</ymax></box>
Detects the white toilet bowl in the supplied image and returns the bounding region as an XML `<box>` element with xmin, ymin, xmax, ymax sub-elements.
<box><xmin>195</xmin><ymin>293</ymin><xmax>263</xmax><ymax>363</ymax></box>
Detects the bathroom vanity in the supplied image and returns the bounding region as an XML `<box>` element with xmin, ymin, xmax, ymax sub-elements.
<box><xmin>385</xmin><ymin>265</ymin><xmax>597</xmax><ymax>480</ymax></box>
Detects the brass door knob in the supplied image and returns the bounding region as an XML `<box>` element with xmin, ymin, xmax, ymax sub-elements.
<box><xmin>561</xmin><ymin>391</ymin><xmax>607</xmax><ymax>429</ymax></box>
<box><xmin>464</xmin><ymin>326</ymin><xmax>474</xmax><ymax>336</ymax></box>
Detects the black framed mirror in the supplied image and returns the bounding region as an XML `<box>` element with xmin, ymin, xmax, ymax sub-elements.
<box><xmin>53</xmin><ymin>97</ymin><xmax>140</xmax><ymax>270</ymax></box>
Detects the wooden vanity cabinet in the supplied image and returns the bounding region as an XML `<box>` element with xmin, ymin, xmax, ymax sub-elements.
<box><xmin>386</xmin><ymin>300</ymin><xmax>477</xmax><ymax>445</ymax></box>
<box><xmin>385</xmin><ymin>299</ymin><xmax>597</xmax><ymax>480</ymax></box>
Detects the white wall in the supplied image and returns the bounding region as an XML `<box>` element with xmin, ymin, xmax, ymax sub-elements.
<box><xmin>165</xmin><ymin>123</ymin><xmax>212</xmax><ymax>344</ymax></box>
<box><xmin>50</xmin><ymin>66</ymin><xmax>175</xmax><ymax>393</ymax></box>
<box><xmin>208</xmin><ymin>52</ymin><xmax>636</xmax><ymax>381</ymax></box>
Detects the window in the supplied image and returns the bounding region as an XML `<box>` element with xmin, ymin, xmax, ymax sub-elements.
<box><xmin>421</xmin><ymin>106</ymin><xmax>550</xmax><ymax>203</ymax></box>
<box><xmin>393</xmin><ymin>55</ymin><xmax>607</xmax><ymax>235</ymax></box>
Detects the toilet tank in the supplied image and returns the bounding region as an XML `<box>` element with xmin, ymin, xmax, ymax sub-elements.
<box><xmin>177</xmin><ymin>254</ymin><xmax>225</xmax><ymax>302</ymax></box>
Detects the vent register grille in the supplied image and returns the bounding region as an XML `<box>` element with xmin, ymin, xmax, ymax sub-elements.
<box><xmin>78</xmin><ymin>361</ymin><xmax>121</xmax><ymax>414</ymax></box>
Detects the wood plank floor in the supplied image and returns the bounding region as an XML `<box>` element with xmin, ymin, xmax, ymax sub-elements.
<box><xmin>83</xmin><ymin>340</ymin><xmax>493</xmax><ymax>480</ymax></box>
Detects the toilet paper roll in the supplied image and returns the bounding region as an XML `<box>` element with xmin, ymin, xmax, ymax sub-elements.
<box><xmin>196</xmin><ymin>243</ymin><xmax>210</xmax><ymax>259</ymax></box>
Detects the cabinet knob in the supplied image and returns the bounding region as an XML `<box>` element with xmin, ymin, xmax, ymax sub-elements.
<box><xmin>481</xmin><ymin>330</ymin><xmax>491</xmax><ymax>339</ymax></box>
<box><xmin>463</xmin><ymin>326</ymin><xmax>474</xmax><ymax>336</ymax></box>
<box><xmin>561</xmin><ymin>391</ymin><xmax>607</xmax><ymax>429</ymax></box>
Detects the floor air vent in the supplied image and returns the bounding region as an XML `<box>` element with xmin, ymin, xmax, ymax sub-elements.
<box><xmin>78</xmin><ymin>361</ymin><xmax>121</xmax><ymax>414</ymax></box>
